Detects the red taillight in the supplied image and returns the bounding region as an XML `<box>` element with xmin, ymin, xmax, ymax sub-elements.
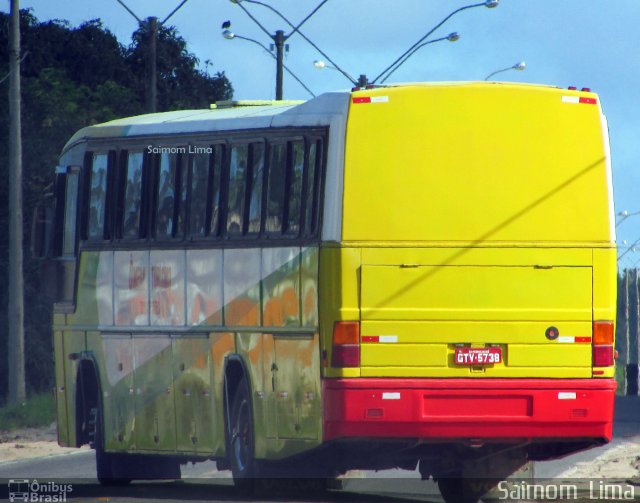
<box><xmin>331</xmin><ymin>321</ymin><xmax>360</xmax><ymax>368</ymax></box>
<box><xmin>593</xmin><ymin>345</ymin><xmax>614</xmax><ymax>367</ymax></box>
<box><xmin>592</xmin><ymin>321</ymin><xmax>614</xmax><ymax>367</ymax></box>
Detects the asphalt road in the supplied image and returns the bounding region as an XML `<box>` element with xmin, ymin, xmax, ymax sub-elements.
<box><xmin>0</xmin><ymin>452</ymin><xmax>443</xmax><ymax>503</ymax></box>
<box><xmin>2</xmin><ymin>449</ymin><xmax>636</xmax><ymax>503</ymax></box>
<box><xmin>1</xmin><ymin>398</ymin><xmax>639</xmax><ymax>502</ymax></box>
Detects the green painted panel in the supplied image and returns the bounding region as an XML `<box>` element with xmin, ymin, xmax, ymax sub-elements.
<box><xmin>172</xmin><ymin>336</ymin><xmax>214</xmax><ymax>453</ymax></box>
<box><xmin>133</xmin><ymin>336</ymin><xmax>176</xmax><ymax>451</ymax></box>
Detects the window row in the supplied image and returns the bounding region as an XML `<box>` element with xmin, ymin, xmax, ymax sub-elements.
<box><xmin>83</xmin><ymin>134</ymin><xmax>325</xmax><ymax>244</ymax></box>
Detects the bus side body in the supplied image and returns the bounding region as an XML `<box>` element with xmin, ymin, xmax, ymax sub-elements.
<box><xmin>50</xmin><ymin>122</ymin><xmax>333</xmax><ymax>475</ymax></box>
<box><xmin>319</xmin><ymin>83</ymin><xmax>616</xmax><ymax>476</ymax></box>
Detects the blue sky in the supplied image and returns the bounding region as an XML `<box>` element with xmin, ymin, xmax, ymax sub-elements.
<box><xmin>11</xmin><ymin>0</ymin><xmax>640</xmax><ymax>265</ymax></box>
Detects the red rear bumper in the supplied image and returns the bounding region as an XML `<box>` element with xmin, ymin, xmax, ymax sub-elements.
<box><xmin>323</xmin><ymin>378</ymin><xmax>616</xmax><ymax>442</ymax></box>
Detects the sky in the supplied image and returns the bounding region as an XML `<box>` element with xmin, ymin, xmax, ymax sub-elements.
<box><xmin>8</xmin><ymin>0</ymin><xmax>640</xmax><ymax>266</ymax></box>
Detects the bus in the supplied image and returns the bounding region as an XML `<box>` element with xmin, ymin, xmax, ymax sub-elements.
<box><xmin>34</xmin><ymin>82</ymin><xmax>617</xmax><ymax>502</ymax></box>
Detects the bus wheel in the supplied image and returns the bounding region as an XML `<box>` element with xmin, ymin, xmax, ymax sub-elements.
<box><xmin>228</xmin><ymin>376</ymin><xmax>256</xmax><ymax>493</ymax></box>
<box><xmin>91</xmin><ymin>404</ymin><xmax>131</xmax><ymax>486</ymax></box>
<box><xmin>437</xmin><ymin>477</ymin><xmax>483</xmax><ymax>503</ymax></box>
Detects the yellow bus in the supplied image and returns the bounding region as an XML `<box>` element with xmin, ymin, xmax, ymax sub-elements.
<box><xmin>35</xmin><ymin>82</ymin><xmax>616</xmax><ymax>502</ymax></box>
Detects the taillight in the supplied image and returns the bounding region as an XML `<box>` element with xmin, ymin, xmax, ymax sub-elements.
<box><xmin>331</xmin><ymin>321</ymin><xmax>360</xmax><ymax>368</ymax></box>
<box><xmin>593</xmin><ymin>346</ymin><xmax>614</xmax><ymax>367</ymax></box>
<box><xmin>592</xmin><ymin>320</ymin><xmax>614</xmax><ymax>367</ymax></box>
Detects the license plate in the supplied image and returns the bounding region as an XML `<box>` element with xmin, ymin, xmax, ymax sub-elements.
<box><xmin>455</xmin><ymin>347</ymin><xmax>502</xmax><ymax>365</ymax></box>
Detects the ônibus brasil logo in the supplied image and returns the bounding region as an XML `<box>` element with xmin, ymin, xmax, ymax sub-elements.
<box><xmin>8</xmin><ymin>479</ymin><xmax>72</xmax><ymax>502</ymax></box>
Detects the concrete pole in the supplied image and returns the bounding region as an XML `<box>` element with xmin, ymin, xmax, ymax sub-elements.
<box><xmin>8</xmin><ymin>0</ymin><xmax>26</xmax><ymax>404</ymax></box>
<box><xmin>274</xmin><ymin>30</ymin><xmax>285</xmax><ymax>101</ymax></box>
<box><xmin>148</xmin><ymin>16</ymin><xmax>158</xmax><ymax>113</ymax></box>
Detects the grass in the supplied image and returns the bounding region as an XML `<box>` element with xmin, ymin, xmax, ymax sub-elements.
<box><xmin>0</xmin><ymin>392</ymin><xmax>56</xmax><ymax>431</ymax></box>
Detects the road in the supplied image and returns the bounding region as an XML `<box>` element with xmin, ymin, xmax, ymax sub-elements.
<box><xmin>2</xmin><ymin>449</ymin><xmax>638</xmax><ymax>503</ymax></box>
<box><xmin>0</xmin><ymin>452</ymin><xmax>442</xmax><ymax>502</ymax></box>
<box><xmin>1</xmin><ymin>399</ymin><xmax>639</xmax><ymax>502</ymax></box>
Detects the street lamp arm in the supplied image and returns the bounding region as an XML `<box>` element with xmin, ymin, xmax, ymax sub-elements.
<box><xmin>231</xmin><ymin>34</ymin><xmax>316</xmax><ymax>98</ymax></box>
<box><xmin>616</xmin><ymin>210</ymin><xmax>640</xmax><ymax>227</ymax></box>
<box><xmin>239</xmin><ymin>0</ymin><xmax>330</xmax><ymax>39</ymax></box>
<box><xmin>114</xmin><ymin>0</ymin><xmax>142</xmax><ymax>23</ymax></box>
<box><xmin>313</xmin><ymin>60</ymin><xmax>357</xmax><ymax>84</ymax></box>
<box><xmin>232</xmin><ymin>0</ymin><xmax>355</xmax><ymax>85</ymax></box>
<box><xmin>619</xmin><ymin>236</ymin><xmax>640</xmax><ymax>261</ymax></box>
<box><xmin>288</xmin><ymin>0</ymin><xmax>330</xmax><ymax>38</ymax></box>
<box><xmin>484</xmin><ymin>61</ymin><xmax>525</xmax><ymax>81</ymax></box>
<box><xmin>292</xmin><ymin>30</ymin><xmax>355</xmax><ymax>85</ymax></box>
<box><xmin>235</xmin><ymin>1</ymin><xmax>274</xmax><ymax>39</ymax></box>
<box><xmin>372</xmin><ymin>1</ymin><xmax>487</xmax><ymax>84</ymax></box>
<box><xmin>484</xmin><ymin>66</ymin><xmax>511</xmax><ymax>81</ymax></box>
<box><xmin>161</xmin><ymin>0</ymin><xmax>191</xmax><ymax>25</ymax></box>
<box><xmin>380</xmin><ymin>34</ymin><xmax>456</xmax><ymax>84</ymax></box>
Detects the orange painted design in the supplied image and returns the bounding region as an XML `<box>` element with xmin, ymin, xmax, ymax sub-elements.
<box><xmin>115</xmin><ymin>295</ymin><xmax>147</xmax><ymax>325</ymax></box>
<box><xmin>303</xmin><ymin>285</ymin><xmax>317</xmax><ymax>321</ymax></box>
<box><xmin>263</xmin><ymin>286</ymin><xmax>299</xmax><ymax>326</ymax></box>
<box><xmin>225</xmin><ymin>297</ymin><xmax>260</xmax><ymax>326</ymax></box>
<box><xmin>190</xmin><ymin>292</ymin><xmax>221</xmax><ymax>325</ymax></box>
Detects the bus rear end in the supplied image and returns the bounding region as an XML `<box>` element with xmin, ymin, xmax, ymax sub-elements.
<box><xmin>319</xmin><ymin>83</ymin><xmax>616</xmax><ymax>496</ymax></box>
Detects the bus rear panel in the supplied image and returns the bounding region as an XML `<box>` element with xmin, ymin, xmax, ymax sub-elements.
<box><xmin>320</xmin><ymin>83</ymin><xmax>616</xmax><ymax>465</ymax></box>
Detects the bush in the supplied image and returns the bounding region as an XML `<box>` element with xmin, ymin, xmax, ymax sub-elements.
<box><xmin>0</xmin><ymin>392</ymin><xmax>55</xmax><ymax>430</ymax></box>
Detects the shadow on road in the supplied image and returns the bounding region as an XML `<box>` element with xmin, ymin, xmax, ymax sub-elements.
<box><xmin>1</xmin><ymin>478</ymin><xmax>437</xmax><ymax>503</ymax></box>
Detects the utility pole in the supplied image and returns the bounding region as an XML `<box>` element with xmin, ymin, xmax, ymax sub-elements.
<box><xmin>226</xmin><ymin>0</ymin><xmax>347</xmax><ymax>100</ymax></box>
<box><xmin>273</xmin><ymin>30</ymin><xmax>285</xmax><ymax>100</ymax></box>
<box><xmin>148</xmin><ymin>16</ymin><xmax>158</xmax><ymax>113</ymax></box>
<box><xmin>8</xmin><ymin>0</ymin><xmax>26</xmax><ymax>404</ymax></box>
<box><xmin>115</xmin><ymin>0</ymin><xmax>191</xmax><ymax>113</ymax></box>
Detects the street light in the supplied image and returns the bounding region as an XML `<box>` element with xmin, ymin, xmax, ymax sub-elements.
<box><xmin>484</xmin><ymin>61</ymin><xmax>526</xmax><ymax>81</ymax></box>
<box><xmin>617</xmin><ymin>209</ymin><xmax>640</xmax><ymax>228</ymax></box>
<box><xmin>379</xmin><ymin>32</ymin><xmax>460</xmax><ymax>84</ymax></box>
<box><xmin>313</xmin><ymin>60</ymin><xmax>358</xmax><ymax>84</ymax></box>
<box><xmin>619</xmin><ymin>237</ymin><xmax>640</xmax><ymax>262</ymax></box>
<box><xmin>222</xmin><ymin>29</ymin><xmax>315</xmax><ymax>98</ymax></box>
<box><xmin>226</xmin><ymin>0</ymin><xmax>350</xmax><ymax>99</ymax></box>
<box><xmin>372</xmin><ymin>0</ymin><xmax>499</xmax><ymax>85</ymax></box>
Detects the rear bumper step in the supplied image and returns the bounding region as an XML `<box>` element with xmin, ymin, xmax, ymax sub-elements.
<box><xmin>323</xmin><ymin>378</ymin><xmax>616</xmax><ymax>442</ymax></box>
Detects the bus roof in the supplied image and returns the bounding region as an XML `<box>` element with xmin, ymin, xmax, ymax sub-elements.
<box><xmin>62</xmin><ymin>81</ymin><xmax>565</xmax><ymax>154</ymax></box>
<box><xmin>62</xmin><ymin>92</ymin><xmax>349</xmax><ymax>153</ymax></box>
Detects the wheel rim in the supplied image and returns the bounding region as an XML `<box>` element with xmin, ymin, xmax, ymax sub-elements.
<box><xmin>232</xmin><ymin>398</ymin><xmax>251</xmax><ymax>473</ymax></box>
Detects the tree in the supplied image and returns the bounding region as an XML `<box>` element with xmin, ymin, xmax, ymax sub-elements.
<box><xmin>0</xmin><ymin>9</ymin><xmax>233</xmax><ymax>402</ymax></box>
<box><xmin>127</xmin><ymin>22</ymin><xmax>233</xmax><ymax>111</ymax></box>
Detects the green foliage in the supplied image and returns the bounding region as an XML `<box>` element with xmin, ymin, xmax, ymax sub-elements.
<box><xmin>0</xmin><ymin>9</ymin><xmax>234</xmax><ymax>400</ymax></box>
<box><xmin>0</xmin><ymin>393</ymin><xmax>55</xmax><ymax>430</ymax></box>
<box><xmin>127</xmin><ymin>21</ymin><xmax>233</xmax><ymax>110</ymax></box>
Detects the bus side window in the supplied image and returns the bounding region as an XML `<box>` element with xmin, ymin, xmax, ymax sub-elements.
<box><xmin>303</xmin><ymin>139</ymin><xmax>322</xmax><ymax>237</ymax></box>
<box><xmin>155</xmin><ymin>151</ymin><xmax>181</xmax><ymax>239</ymax></box>
<box><xmin>226</xmin><ymin>144</ymin><xmax>248</xmax><ymax>236</ymax></box>
<box><xmin>266</xmin><ymin>143</ymin><xmax>286</xmax><ymax>234</ymax></box>
<box><xmin>247</xmin><ymin>143</ymin><xmax>265</xmax><ymax>235</ymax></box>
<box><xmin>209</xmin><ymin>145</ymin><xmax>224</xmax><ymax>238</ymax></box>
<box><xmin>286</xmin><ymin>141</ymin><xmax>304</xmax><ymax>235</ymax></box>
<box><xmin>175</xmin><ymin>152</ymin><xmax>188</xmax><ymax>239</ymax></box>
<box><xmin>87</xmin><ymin>152</ymin><xmax>109</xmax><ymax>240</ymax></box>
<box><xmin>121</xmin><ymin>151</ymin><xmax>144</xmax><ymax>240</ymax></box>
<box><xmin>189</xmin><ymin>149</ymin><xmax>209</xmax><ymax>238</ymax></box>
<box><xmin>62</xmin><ymin>168</ymin><xmax>80</xmax><ymax>256</ymax></box>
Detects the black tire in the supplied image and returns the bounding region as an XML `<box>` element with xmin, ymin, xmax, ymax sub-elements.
<box><xmin>228</xmin><ymin>376</ymin><xmax>256</xmax><ymax>493</ymax></box>
<box><xmin>437</xmin><ymin>477</ymin><xmax>484</xmax><ymax>503</ymax></box>
<box><xmin>92</xmin><ymin>404</ymin><xmax>132</xmax><ymax>486</ymax></box>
